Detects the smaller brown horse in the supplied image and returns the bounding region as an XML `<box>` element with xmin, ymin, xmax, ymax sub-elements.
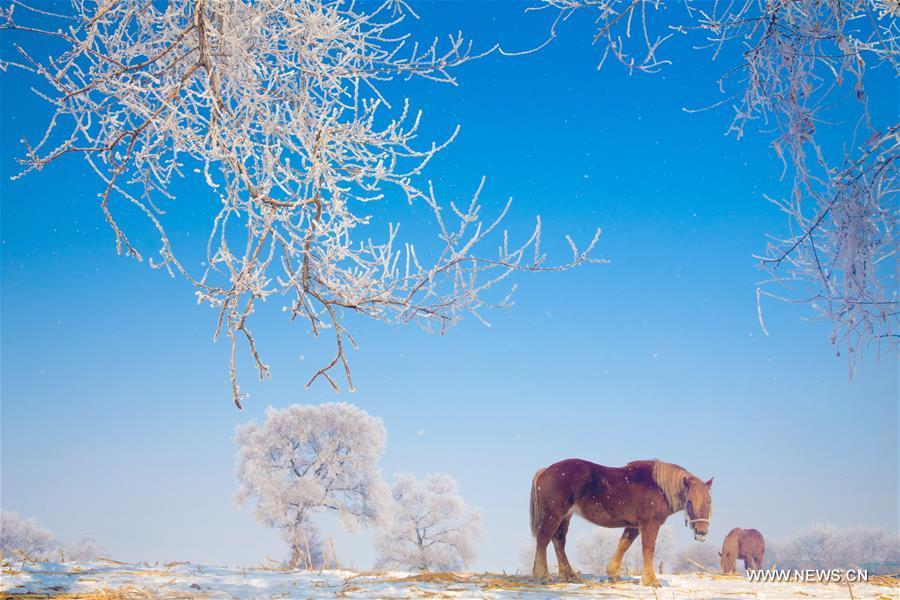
<box><xmin>720</xmin><ymin>528</ymin><xmax>765</xmax><ymax>573</ymax></box>
<box><xmin>530</xmin><ymin>458</ymin><xmax>713</xmax><ymax>587</ymax></box>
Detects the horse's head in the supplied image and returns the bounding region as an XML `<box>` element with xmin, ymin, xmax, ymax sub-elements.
<box><xmin>683</xmin><ymin>477</ymin><xmax>713</xmax><ymax>541</ymax></box>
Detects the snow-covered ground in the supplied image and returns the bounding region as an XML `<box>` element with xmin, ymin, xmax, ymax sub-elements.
<box><xmin>1</xmin><ymin>561</ymin><xmax>897</xmax><ymax>599</ymax></box>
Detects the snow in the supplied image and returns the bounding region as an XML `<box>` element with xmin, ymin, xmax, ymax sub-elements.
<box><xmin>2</xmin><ymin>561</ymin><xmax>897</xmax><ymax>599</ymax></box>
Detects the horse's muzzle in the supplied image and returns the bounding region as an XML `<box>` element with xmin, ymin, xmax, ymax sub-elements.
<box><xmin>694</xmin><ymin>532</ymin><xmax>707</xmax><ymax>542</ymax></box>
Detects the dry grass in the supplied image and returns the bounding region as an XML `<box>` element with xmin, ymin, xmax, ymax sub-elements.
<box><xmin>867</xmin><ymin>575</ymin><xmax>900</xmax><ymax>587</ymax></box>
<box><xmin>389</xmin><ymin>573</ymin><xmax>466</xmax><ymax>584</ymax></box>
<box><xmin>1</xmin><ymin>585</ymin><xmax>158</xmax><ymax>600</ymax></box>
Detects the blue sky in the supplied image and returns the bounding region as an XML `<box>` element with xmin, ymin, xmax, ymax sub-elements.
<box><xmin>2</xmin><ymin>1</ymin><xmax>897</xmax><ymax>572</ymax></box>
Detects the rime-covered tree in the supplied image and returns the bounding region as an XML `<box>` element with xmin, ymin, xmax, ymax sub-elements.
<box><xmin>537</xmin><ymin>0</ymin><xmax>898</xmax><ymax>370</ymax></box>
<box><xmin>576</xmin><ymin>525</ymin><xmax>676</xmax><ymax>575</ymax></box>
<box><xmin>767</xmin><ymin>524</ymin><xmax>900</xmax><ymax>570</ymax></box>
<box><xmin>574</xmin><ymin>529</ymin><xmax>621</xmax><ymax>574</ymax></box>
<box><xmin>374</xmin><ymin>473</ymin><xmax>482</xmax><ymax>571</ymax></box>
<box><xmin>0</xmin><ymin>512</ymin><xmax>108</xmax><ymax>563</ymax></box>
<box><xmin>234</xmin><ymin>402</ymin><xmax>389</xmax><ymax>568</ymax></box>
<box><xmin>63</xmin><ymin>537</ymin><xmax>108</xmax><ymax>562</ymax></box>
<box><xmin>0</xmin><ymin>511</ymin><xmax>55</xmax><ymax>560</ymax></box>
<box><xmin>674</xmin><ymin>539</ymin><xmax>721</xmax><ymax>573</ymax></box>
<box><xmin>1</xmin><ymin>0</ymin><xmax>600</xmax><ymax>407</ymax></box>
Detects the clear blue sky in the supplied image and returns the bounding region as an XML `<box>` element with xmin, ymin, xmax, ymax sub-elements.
<box><xmin>2</xmin><ymin>1</ymin><xmax>897</xmax><ymax>572</ymax></box>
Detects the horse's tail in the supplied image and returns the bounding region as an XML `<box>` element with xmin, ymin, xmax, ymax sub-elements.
<box><xmin>530</xmin><ymin>468</ymin><xmax>546</xmax><ymax>537</ymax></box>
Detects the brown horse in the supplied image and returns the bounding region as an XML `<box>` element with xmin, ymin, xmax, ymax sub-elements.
<box><xmin>530</xmin><ymin>458</ymin><xmax>713</xmax><ymax>587</ymax></box>
<box><xmin>720</xmin><ymin>528</ymin><xmax>765</xmax><ymax>573</ymax></box>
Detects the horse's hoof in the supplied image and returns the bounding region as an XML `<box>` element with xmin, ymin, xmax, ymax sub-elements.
<box><xmin>560</xmin><ymin>572</ymin><xmax>585</xmax><ymax>583</ymax></box>
<box><xmin>641</xmin><ymin>577</ymin><xmax>662</xmax><ymax>587</ymax></box>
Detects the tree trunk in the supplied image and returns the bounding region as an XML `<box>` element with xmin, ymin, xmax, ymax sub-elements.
<box><xmin>289</xmin><ymin>545</ymin><xmax>303</xmax><ymax>570</ymax></box>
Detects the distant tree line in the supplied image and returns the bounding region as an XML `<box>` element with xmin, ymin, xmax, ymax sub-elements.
<box><xmin>570</xmin><ymin>524</ymin><xmax>900</xmax><ymax>575</ymax></box>
<box><xmin>0</xmin><ymin>511</ymin><xmax>106</xmax><ymax>563</ymax></box>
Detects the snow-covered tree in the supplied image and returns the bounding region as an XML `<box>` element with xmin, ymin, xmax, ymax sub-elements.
<box><xmin>575</xmin><ymin>528</ymin><xmax>621</xmax><ymax>574</ymax></box>
<box><xmin>673</xmin><ymin>538</ymin><xmax>720</xmax><ymax>573</ymax></box>
<box><xmin>538</xmin><ymin>0</ymin><xmax>898</xmax><ymax>371</ymax></box>
<box><xmin>63</xmin><ymin>537</ymin><xmax>108</xmax><ymax>562</ymax></box>
<box><xmin>575</xmin><ymin>524</ymin><xmax>676</xmax><ymax>575</ymax></box>
<box><xmin>1</xmin><ymin>0</ymin><xmax>601</xmax><ymax>407</ymax></box>
<box><xmin>234</xmin><ymin>402</ymin><xmax>389</xmax><ymax>568</ymax></box>
<box><xmin>374</xmin><ymin>473</ymin><xmax>482</xmax><ymax>572</ymax></box>
<box><xmin>767</xmin><ymin>524</ymin><xmax>900</xmax><ymax>570</ymax></box>
<box><xmin>0</xmin><ymin>511</ymin><xmax>56</xmax><ymax>560</ymax></box>
<box><xmin>0</xmin><ymin>512</ymin><xmax>109</xmax><ymax>563</ymax></box>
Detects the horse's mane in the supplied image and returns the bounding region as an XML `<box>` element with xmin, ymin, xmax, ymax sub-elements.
<box><xmin>650</xmin><ymin>460</ymin><xmax>692</xmax><ymax>511</ymax></box>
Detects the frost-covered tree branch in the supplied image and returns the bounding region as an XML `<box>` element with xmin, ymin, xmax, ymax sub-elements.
<box><xmin>2</xmin><ymin>0</ymin><xmax>602</xmax><ymax>407</ymax></box>
<box><xmin>531</xmin><ymin>0</ymin><xmax>675</xmax><ymax>73</ymax></box>
<box><xmin>538</xmin><ymin>0</ymin><xmax>898</xmax><ymax>371</ymax></box>
<box><xmin>717</xmin><ymin>0</ymin><xmax>898</xmax><ymax>369</ymax></box>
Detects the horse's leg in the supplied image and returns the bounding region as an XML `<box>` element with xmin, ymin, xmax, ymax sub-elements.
<box><xmin>532</xmin><ymin>511</ymin><xmax>563</xmax><ymax>581</ymax></box>
<box><xmin>606</xmin><ymin>527</ymin><xmax>638</xmax><ymax>580</ymax></box>
<box><xmin>638</xmin><ymin>520</ymin><xmax>662</xmax><ymax>587</ymax></box>
<box><xmin>552</xmin><ymin>515</ymin><xmax>581</xmax><ymax>582</ymax></box>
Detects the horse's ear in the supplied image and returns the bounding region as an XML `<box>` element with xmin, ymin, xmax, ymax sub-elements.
<box><xmin>706</xmin><ymin>477</ymin><xmax>714</xmax><ymax>489</ymax></box>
